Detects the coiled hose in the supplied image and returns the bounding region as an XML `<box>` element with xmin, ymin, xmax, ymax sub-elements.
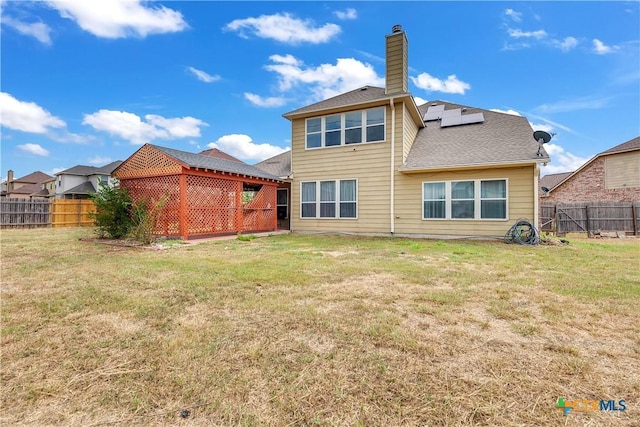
<box><xmin>504</xmin><ymin>219</ymin><xmax>540</xmax><ymax>245</ymax></box>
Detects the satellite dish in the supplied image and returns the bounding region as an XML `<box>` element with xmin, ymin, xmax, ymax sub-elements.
<box><xmin>533</xmin><ymin>130</ymin><xmax>553</xmax><ymax>157</ymax></box>
<box><xmin>533</xmin><ymin>130</ymin><xmax>552</xmax><ymax>144</ymax></box>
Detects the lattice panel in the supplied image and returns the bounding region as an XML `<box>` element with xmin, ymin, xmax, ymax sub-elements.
<box><xmin>242</xmin><ymin>185</ymin><xmax>277</xmax><ymax>232</ymax></box>
<box><xmin>115</xmin><ymin>145</ymin><xmax>182</xmax><ymax>180</ymax></box>
<box><xmin>120</xmin><ymin>176</ymin><xmax>181</xmax><ymax>236</ymax></box>
<box><xmin>185</xmin><ymin>175</ymin><xmax>240</xmax><ymax>236</ymax></box>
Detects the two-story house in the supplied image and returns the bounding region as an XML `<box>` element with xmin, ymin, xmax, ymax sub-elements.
<box><xmin>3</xmin><ymin>170</ymin><xmax>53</xmax><ymax>199</ymax></box>
<box><xmin>258</xmin><ymin>25</ymin><xmax>549</xmax><ymax>238</ymax></box>
<box><xmin>55</xmin><ymin>161</ymin><xmax>123</xmax><ymax>199</ymax></box>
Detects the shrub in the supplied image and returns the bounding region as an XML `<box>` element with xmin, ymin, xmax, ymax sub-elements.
<box><xmin>129</xmin><ymin>196</ymin><xmax>168</xmax><ymax>245</ymax></box>
<box><xmin>89</xmin><ymin>181</ymin><xmax>133</xmax><ymax>239</ymax></box>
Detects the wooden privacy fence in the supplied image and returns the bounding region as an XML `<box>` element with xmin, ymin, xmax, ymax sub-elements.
<box><xmin>541</xmin><ymin>202</ymin><xmax>639</xmax><ymax>235</ymax></box>
<box><xmin>0</xmin><ymin>198</ymin><xmax>96</xmax><ymax>229</ymax></box>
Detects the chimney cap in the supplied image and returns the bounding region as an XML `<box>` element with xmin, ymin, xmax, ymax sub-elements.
<box><xmin>391</xmin><ymin>24</ymin><xmax>403</xmax><ymax>34</ymax></box>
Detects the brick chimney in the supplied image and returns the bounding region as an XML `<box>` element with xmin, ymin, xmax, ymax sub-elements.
<box><xmin>385</xmin><ymin>24</ymin><xmax>408</xmax><ymax>94</ymax></box>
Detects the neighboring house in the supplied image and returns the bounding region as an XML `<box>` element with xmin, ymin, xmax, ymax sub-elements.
<box><xmin>540</xmin><ymin>172</ymin><xmax>573</xmax><ymax>195</ymax></box>
<box><xmin>4</xmin><ymin>170</ymin><xmax>53</xmax><ymax>199</ymax></box>
<box><xmin>541</xmin><ymin>137</ymin><xmax>640</xmax><ymax>203</ymax></box>
<box><xmin>256</xmin><ymin>25</ymin><xmax>549</xmax><ymax>238</ymax></box>
<box><xmin>114</xmin><ymin>144</ymin><xmax>280</xmax><ymax>240</ymax></box>
<box><xmin>55</xmin><ymin>161</ymin><xmax>123</xmax><ymax>199</ymax></box>
<box><xmin>254</xmin><ymin>150</ymin><xmax>292</xmax><ymax>230</ymax></box>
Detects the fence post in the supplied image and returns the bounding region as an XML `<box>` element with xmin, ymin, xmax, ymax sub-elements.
<box><xmin>585</xmin><ymin>204</ymin><xmax>590</xmax><ymax>235</ymax></box>
<box><xmin>633</xmin><ymin>203</ymin><xmax>638</xmax><ymax>236</ymax></box>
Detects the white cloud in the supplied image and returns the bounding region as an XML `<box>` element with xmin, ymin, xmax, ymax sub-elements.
<box><xmin>1</xmin><ymin>16</ymin><xmax>52</xmax><ymax>45</ymax></box>
<box><xmin>530</xmin><ymin>122</ymin><xmax>555</xmax><ymax>134</ymax></box>
<box><xmin>592</xmin><ymin>39</ymin><xmax>619</xmax><ymax>54</ymax></box>
<box><xmin>244</xmin><ymin>93</ymin><xmax>288</xmax><ymax>108</ymax></box>
<box><xmin>534</xmin><ymin>96</ymin><xmax>610</xmax><ymax>113</ymax></box>
<box><xmin>187</xmin><ymin>66</ymin><xmax>220</xmax><ymax>83</ymax></box>
<box><xmin>334</xmin><ymin>8</ymin><xmax>357</xmax><ymax>20</ymax></box>
<box><xmin>504</xmin><ymin>8</ymin><xmax>522</xmax><ymax>22</ymax></box>
<box><xmin>553</xmin><ymin>36</ymin><xmax>578</xmax><ymax>52</ymax></box>
<box><xmin>225</xmin><ymin>13</ymin><xmax>341</xmax><ymax>45</ymax></box>
<box><xmin>87</xmin><ymin>156</ymin><xmax>113</xmax><ymax>165</ymax></box>
<box><xmin>0</xmin><ymin>92</ymin><xmax>65</xmax><ymax>133</ymax></box>
<box><xmin>411</xmin><ymin>73</ymin><xmax>471</xmax><ymax>95</ymax></box>
<box><xmin>82</xmin><ymin>110</ymin><xmax>207</xmax><ymax>145</ymax></box>
<box><xmin>17</xmin><ymin>143</ymin><xmax>50</xmax><ymax>157</ymax></box>
<box><xmin>413</xmin><ymin>96</ymin><xmax>428</xmax><ymax>106</ymax></box>
<box><xmin>265</xmin><ymin>54</ymin><xmax>384</xmax><ymax>101</ymax></box>
<box><xmin>48</xmin><ymin>167</ymin><xmax>68</xmax><ymax>176</ymax></box>
<box><xmin>490</xmin><ymin>108</ymin><xmax>522</xmax><ymax>116</ymax></box>
<box><xmin>507</xmin><ymin>28</ymin><xmax>547</xmax><ymax>39</ymax></box>
<box><xmin>145</xmin><ymin>114</ymin><xmax>206</xmax><ymax>138</ymax></box>
<box><xmin>541</xmin><ymin>143</ymin><xmax>591</xmax><ymax>174</ymax></box>
<box><xmin>207</xmin><ymin>134</ymin><xmax>287</xmax><ymax>163</ymax></box>
<box><xmin>45</xmin><ymin>0</ymin><xmax>188</xmax><ymax>38</ymax></box>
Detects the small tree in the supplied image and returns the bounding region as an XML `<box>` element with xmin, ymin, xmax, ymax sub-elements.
<box><xmin>89</xmin><ymin>181</ymin><xmax>133</xmax><ymax>239</ymax></box>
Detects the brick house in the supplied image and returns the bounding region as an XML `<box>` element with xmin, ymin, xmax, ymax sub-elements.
<box><xmin>541</xmin><ymin>137</ymin><xmax>640</xmax><ymax>203</ymax></box>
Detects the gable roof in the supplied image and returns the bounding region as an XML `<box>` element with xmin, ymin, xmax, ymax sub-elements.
<box><xmin>545</xmin><ymin>136</ymin><xmax>640</xmax><ymax>194</ymax></box>
<box><xmin>13</xmin><ymin>171</ymin><xmax>52</xmax><ymax>184</ymax></box>
<box><xmin>540</xmin><ymin>172</ymin><xmax>573</xmax><ymax>192</ymax></box>
<box><xmin>283</xmin><ymin>85</ymin><xmax>424</xmax><ymax>126</ymax></box>
<box><xmin>148</xmin><ymin>144</ymin><xmax>281</xmax><ymax>182</ymax></box>
<box><xmin>199</xmin><ymin>148</ymin><xmax>243</xmax><ymax>163</ymax></box>
<box><xmin>400</xmin><ymin>101</ymin><xmax>549</xmax><ymax>171</ymax></box>
<box><xmin>57</xmin><ymin>161</ymin><xmax>123</xmax><ymax>177</ymax></box>
<box><xmin>254</xmin><ymin>150</ymin><xmax>292</xmax><ymax>179</ymax></box>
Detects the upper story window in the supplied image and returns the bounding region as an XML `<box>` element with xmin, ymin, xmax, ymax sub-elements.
<box><xmin>305</xmin><ymin>107</ymin><xmax>385</xmax><ymax>149</ymax></box>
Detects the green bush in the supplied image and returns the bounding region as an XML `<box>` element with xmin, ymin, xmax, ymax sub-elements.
<box><xmin>89</xmin><ymin>181</ymin><xmax>133</xmax><ymax>239</ymax></box>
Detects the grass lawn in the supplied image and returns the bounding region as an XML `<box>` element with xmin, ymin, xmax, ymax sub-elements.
<box><xmin>1</xmin><ymin>228</ymin><xmax>638</xmax><ymax>426</ymax></box>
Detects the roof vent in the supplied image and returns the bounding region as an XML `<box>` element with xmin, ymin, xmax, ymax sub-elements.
<box><xmin>391</xmin><ymin>24</ymin><xmax>403</xmax><ymax>34</ymax></box>
<box><xmin>360</xmin><ymin>86</ymin><xmax>368</xmax><ymax>91</ymax></box>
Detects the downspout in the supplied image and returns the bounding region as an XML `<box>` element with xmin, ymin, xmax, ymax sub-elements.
<box><xmin>390</xmin><ymin>98</ymin><xmax>396</xmax><ymax>235</ymax></box>
<box><xmin>534</xmin><ymin>163</ymin><xmax>540</xmax><ymax>230</ymax></box>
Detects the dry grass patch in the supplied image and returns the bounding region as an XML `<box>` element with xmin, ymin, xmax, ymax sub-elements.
<box><xmin>1</xmin><ymin>228</ymin><xmax>638</xmax><ymax>426</ymax></box>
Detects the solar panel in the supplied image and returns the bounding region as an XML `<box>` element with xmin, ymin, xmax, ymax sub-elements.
<box><xmin>440</xmin><ymin>115</ymin><xmax>463</xmax><ymax>127</ymax></box>
<box><xmin>461</xmin><ymin>112</ymin><xmax>485</xmax><ymax>125</ymax></box>
<box><xmin>441</xmin><ymin>108</ymin><xmax>461</xmax><ymax>118</ymax></box>
<box><xmin>423</xmin><ymin>104</ymin><xmax>445</xmax><ymax>121</ymax></box>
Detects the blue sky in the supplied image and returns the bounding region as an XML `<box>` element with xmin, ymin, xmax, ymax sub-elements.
<box><xmin>1</xmin><ymin>1</ymin><xmax>639</xmax><ymax>181</ymax></box>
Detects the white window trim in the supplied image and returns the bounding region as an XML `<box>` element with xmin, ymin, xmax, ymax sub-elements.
<box><xmin>305</xmin><ymin>107</ymin><xmax>386</xmax><ymax>150</ymax></box>
<box><xmin>422</xmin><ymin>178</ymin><xmax>509</xmax><ymax>221</ymax></box>
<box><xmin>300</xmin><ymin>179</ymin><xmax>358</xmax><ymax>219</ymax></box>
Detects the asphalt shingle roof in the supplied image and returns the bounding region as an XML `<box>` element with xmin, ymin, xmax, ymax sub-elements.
<box><xmin>13</xmin><ymin>171</ymin><xmax>52</xmax><ymax>184</ymax></box>
<box><xmin>151</xmin><ymin>145</ymin><xmax>281</xmax><ymax>182</ymax></box>
<box><xmin>62</xmin><ymin>181</ymin><xmax>96</xmax><ymax>195</ymax></box>
<box><xmin>58</xmin><ymin>161</ymin><xmax>123</xmax><ymax>176</ymax></box>
<box><xmin>401</xmin><ymin>101</ymin><xmax>549</xmax><ymax>170</ymax></box>
<box><xmin>600</xmin><ymin>136</ymin><xmax>640</xmax><ymax>155</ymax></box>
<box><xmin>254</xmin><ymin>150</ymin><xmax>292</xmax><ymax>178</ymax></box>
<box><xmin>540</xmin><ymin>172</ymin><xmax>573</xmax><ymax>192</ymax></box>
<box><xmin>283</xmin><ymin>86</ymin><xmax>404</xmax><ymax>118</ymax></box>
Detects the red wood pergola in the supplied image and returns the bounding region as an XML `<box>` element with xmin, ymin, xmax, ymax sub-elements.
<box><xmin>114</xmin><ymin>144</ymin><xmax>280</xmax><ymax>240</ymax></box>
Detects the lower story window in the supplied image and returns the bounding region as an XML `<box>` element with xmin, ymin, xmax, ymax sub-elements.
<box><xmin>301</xmin><ymin>179</ymin><xmax>357</xmax><ymax>219</ymax></box>
<box><xmin>423</xmin><ymin>179</ymin><xmax>507</xmax><ymax>220</ymax></box>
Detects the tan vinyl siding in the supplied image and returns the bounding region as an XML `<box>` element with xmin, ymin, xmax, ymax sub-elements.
<box><xmin>401</xmin><ymin>103</ymin><xmax>418</xmax><ymax>162</ymax></box>
<box><xmin>394</xmin><ymin>165</ymin><xmax>536</xmax><ymax>237</ymax></box>
<box><xmin>385</xmin><ymin>33</ymin><xmax>407</xmax><ymax>94</ymax></box>
<box><xmin>291</xmin><ymin>105</ymin><xmax>393</xmax><ymax>233</ymax></box>
<box><xmin>605</xmin><ymin>151</ymin><xmax>640</xmax><ymax>189</ymax></box>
